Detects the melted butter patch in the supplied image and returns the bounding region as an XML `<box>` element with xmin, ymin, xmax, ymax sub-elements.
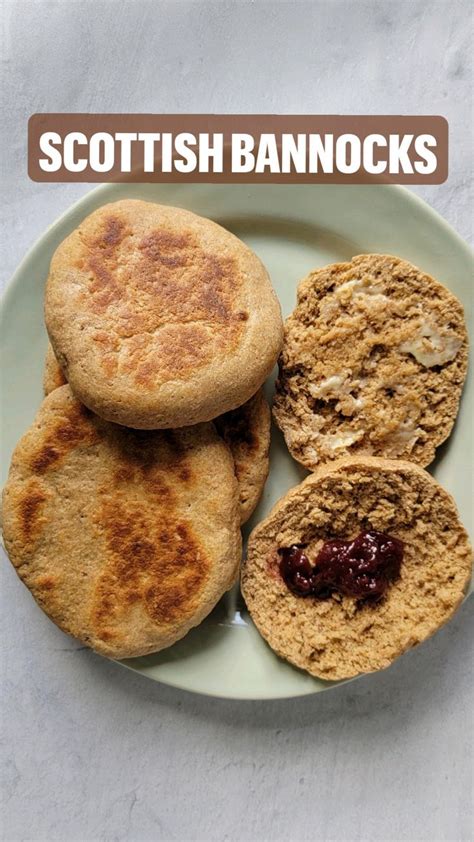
<box><xmin>309</xmin><ymin>374</ymin><xmax>346</xmax><ymax>398</ymax></box>
<box><xmin>400</xmin><ymin>321</ymin><xmax>462</xmax><ymax>367</ymax></box>
<box><xmin>336</xmin><ymin>277</ymin><xmax>387</xmax><ymax>303</ymax></box>
<box><xmin>318</xmin><ymin>277</ymin><xmax>389</xmax><ymax>335</ymax></box>
<box><xmin>309</xmin><ymin>373</ymin><xmax>364</xmax><ymax>417</ymax></box>
<box><xmin>378</xmin><ymin>419</ymin><xmax>423</xmax><ymax>457</ymax></box>
<box><xmin>320</xmin><ymin>429</ymin><xmax>365</xmax><ymax>451</ymax></box>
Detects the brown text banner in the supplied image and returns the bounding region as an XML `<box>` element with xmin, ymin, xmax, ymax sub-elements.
<box><xmin>28</xmin><ymin>114</ymin><xmax>448</xmax><ymax>184</ymax></box>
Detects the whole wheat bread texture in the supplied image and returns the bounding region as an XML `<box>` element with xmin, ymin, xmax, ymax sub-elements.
<box><xmin>241</xmin><ymin>456</ymin><xmax>472</xmax><ymax>680</ymax></box>
<box><xmin>274</xmin><ymin>254</ymin><xmax>468</xmax><ymax>470</ymax></box>
<box><xmin>2</xmin><ymin>386</ymin><xmax>242</xmax><ymax>659</ymax></box>
<box><xmin>43</xmin><ymin>343</ymin><xmax>270</xmax><ymax>524</ymax></box>
<box><xmin>45</xmin><ymin>199</ymin><xmax>283</xmax><ymax>429</ymax></box>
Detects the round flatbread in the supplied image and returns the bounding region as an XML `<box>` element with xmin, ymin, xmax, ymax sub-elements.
<box><xmin>45</xmin><ymin>199</ymin><xmax>283</xmax><ymax>429</ymax></box>
<box><xmin>43</xmin><ymin>341</ymin><xmax>67</xmax><ymax>395</ymax></box>
<box><xmin>274</xmin><ymin>254</ymin><xmax>468</xmax><ymax>470</ymax></box>
<box><xmin>43</xmin><ymin>344</ymin><xmax>270</xmax><ymax>524</ymax></box>
<box><xmin>2</xmin><ymin>386</ymin><xmax>241</xmax><ymax>659</ymax></box>
<box><xmin>242</xmin><ymin>456</ymin><xmax>472</xmax><ymax>680</ymax></box>
<box><xmin>215</xmin><ymin>389</ymin><xmax>271</xmax><ymax>523</ymax></box>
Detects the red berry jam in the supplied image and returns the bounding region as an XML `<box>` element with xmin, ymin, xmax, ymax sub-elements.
<box><xmin>278</xmin><ymin>531</ymin><xmax>403</xmax><ymax>602</ymax></box>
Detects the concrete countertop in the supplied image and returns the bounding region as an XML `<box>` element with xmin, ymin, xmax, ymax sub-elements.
<box><xmin>1</xmin><ymin>2</ymin><xmax>472</xmax><ymax>840</ymax></box>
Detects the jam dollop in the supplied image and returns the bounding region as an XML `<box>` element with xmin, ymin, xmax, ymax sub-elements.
<box><xmin>278</xmin><ymin>531</ymin><xmax>403</xmax><ymax>601</ymax></box>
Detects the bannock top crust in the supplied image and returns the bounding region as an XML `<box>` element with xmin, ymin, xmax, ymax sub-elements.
<box><xmin>2</xmin><ymin>386</ymin><xmax>242</xmax><ymax>658</ymax></box>
<box><xmin>45</xmin><ymin>199</ymin><xmax>283</xmax><ymax>429</ymax></box>
<box><xmin>43</xmin><ymin>343</ymin><xmax>270</xmax><ymax>524</ymax></box>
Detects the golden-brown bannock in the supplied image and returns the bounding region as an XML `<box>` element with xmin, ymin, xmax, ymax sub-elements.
<box><xmin>215</xmin><ymin>389</ymin><xmax>271</xmax><ymax>523</ymax></box>
<box><xmin>43</xmin><ymin>343</ymin><xmax>270</xmax><ymax>524</ymax></box>
<box><xmin>43</xmin><ymin>342</ymin><xmax>67</xmax><ymax>395</ymax></box>
<box><xmin>45</xmin><ymin>200</ymin><xmax>283</xmax><ymax>429</ymax></box>
<box><xmin>2</xmin><ymin>386</ymin><xmax>242</xmax><ymax>658</ymax></box>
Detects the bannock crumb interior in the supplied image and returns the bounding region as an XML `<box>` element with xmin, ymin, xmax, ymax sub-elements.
<box><xmin>274</xmin><ymin>254</ymin><xmax>468</xmax><ymax>470</ymax></box>
<box><xmin>241</xmin><ymin>457</ymin><xmax>472</xmax><ymax>681</ymax></box>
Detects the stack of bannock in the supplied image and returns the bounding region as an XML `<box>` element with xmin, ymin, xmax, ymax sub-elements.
<box><xmin>242</xmin><ymin>254</ymin><xmax>472</xmax><ymax>680</ymax></box>
<box><xmin>2</xmin><ymin>200</ymin><xmax>283</xmax><ymax>658</ymax></box>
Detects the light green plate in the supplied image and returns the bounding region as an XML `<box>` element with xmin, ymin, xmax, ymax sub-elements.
<box><xmin>1</xmin><ymin>183</ymin><xmax>472</xmax><ymax>699</ymax></box>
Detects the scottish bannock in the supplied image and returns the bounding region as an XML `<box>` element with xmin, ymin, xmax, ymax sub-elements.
<box><xmin>241</xmin><ymin>456</ymin><xmax>472</xmax><ymax>680</ymax></box>
<box><xmin>43</xmin><ymin>344</ymin><xmax>270</xmax><ymax>524</ymax></box>
<box><xmin>45</xmin><ymin>199</ymin><xmax>283</xmax><ymax>429</ymax></box>
<box><xmin>274</xmin><ymin>254</ymin><xmax>468</xmax><ymax>469</ymax></box>
<box><xmin>2</xmin><ymin>386</ymin><xmax>242</xmax><ymax>659</ymax></box>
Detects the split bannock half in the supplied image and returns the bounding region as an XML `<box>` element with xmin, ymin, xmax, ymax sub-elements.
<box><xmin>274</xmin><ymin>254</ymin><xmax>468</xmax><ymax>470</ymax></box>
<box><xmin>242</xmin><ymin>457</ymin><xmax>472</xmax><ymax>681</ymax></box>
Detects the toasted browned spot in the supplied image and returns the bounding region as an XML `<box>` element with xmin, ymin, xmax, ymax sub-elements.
<box><xmin>113</xmin><ymin>466</ymin><xmax>136</xmax><ymax>485</ymax></box>
<box><xmin>18</xmin><ymin>483</ymin><xmax>47</xmax><ymax>541</ymax></box>
<box><xmin>143</xmin><ymin>522</ymin><xmax>207</xmax><ymax>624</ymax></box>
<box><xmin>101</xmin><ymin>216</ymin><xmax>126</xmax><ymax>248</ymax></box>
<box><xmin>126</xmin><ymin>590</ymin><xmax>141</xmax><ymax>604</ymax></box>
<box><xmin>35</xmin><ymin>574</ymin><xmax>57</xmax><ymax>590</ymax></box>
<box><xmin>88</xmin><ymin>257</ymin><xmax>121</xmax><ymax>311</ymax></box>
<box><xmin>194</xmin><ymin>254</ymin><xmax>235</xmax><ymax>320</ymax></box>
<box><xmin>93</xmin><ymin>333</ymin><xmax>119</xmax><ymax>356</ymax></box>
<box><xmin>98</xmin><ymin>628</ymin><xmax>117</xmax><ymax>642</ymax></box>
<box><xmin>139</xmin><ymin>230</ymin><xmax>192</xmax><ymax>268</ymax></box>
<box><xmin>109</xmin><ymin>429</ymin><xmax>167</xmax><ymax>478</ymax></box>
<box><xmin>176</xmin><ymin>523</ymin><xmax>189</xmax><ymax>540</ymax></box>
<box><xmin>90</xmin><ymin>332</ymin><xmax>121</xmax><ymax>377</ymax></box>
<box><xmin>132</xmin><ymin>323</ymin><xmax>214</xmax><ymax>386</ymax></box>
<box><xmin>91</xmin><ymin>497</ymin><xmax>210</xmax><ymax>636</ymax></box>
<box><xmin>135</xmin><ymin>231</ymin><xmax>241</xmax><ymax>321</ymax></box>
<box><xmin>31</xmin><ymin>445</ymin><xmax>61</xmax><ymax>474</ymax></box>
<box><xmin>77</xmin><ymin>217</ymin><xmax>246</xmax><ymax>381</ymax></box>
<box><xmin>133</xmin><ymin>228</ymin><xmax>243</xmax><ymax>329</ymax></box>
<box><xmin>146</xmin><ymin>477</ymin><xmax>172</xmax><ymax>498</ymax></box>
<box><xmin>31</xmin><ymin>406</ymin><xmax>99</xmax><ymax>475</ymax></box>
<box><xmin>85</xmin><ymin>217</ymin><xmax>127</xmax><ymax>313</ymax></box>
<box><xmin>54</xmin><ymin>418</ymin><xmax>87</xmax><ymax>444</ymax></box>
<box><xmin>216</xmin><ymin>406</ymin><xmax>257</xmax><ymax>450</ymax></box>
<box><xmin>101</xmin><ymin>354</ymin><xmax>119</xmax><ymax>378</ymax></box>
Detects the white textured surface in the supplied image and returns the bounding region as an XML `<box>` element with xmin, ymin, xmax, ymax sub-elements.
<box><xmin>1</xmin><ymin>2</ymin><xmax>473</xmax><ymax>840</ymax></box>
